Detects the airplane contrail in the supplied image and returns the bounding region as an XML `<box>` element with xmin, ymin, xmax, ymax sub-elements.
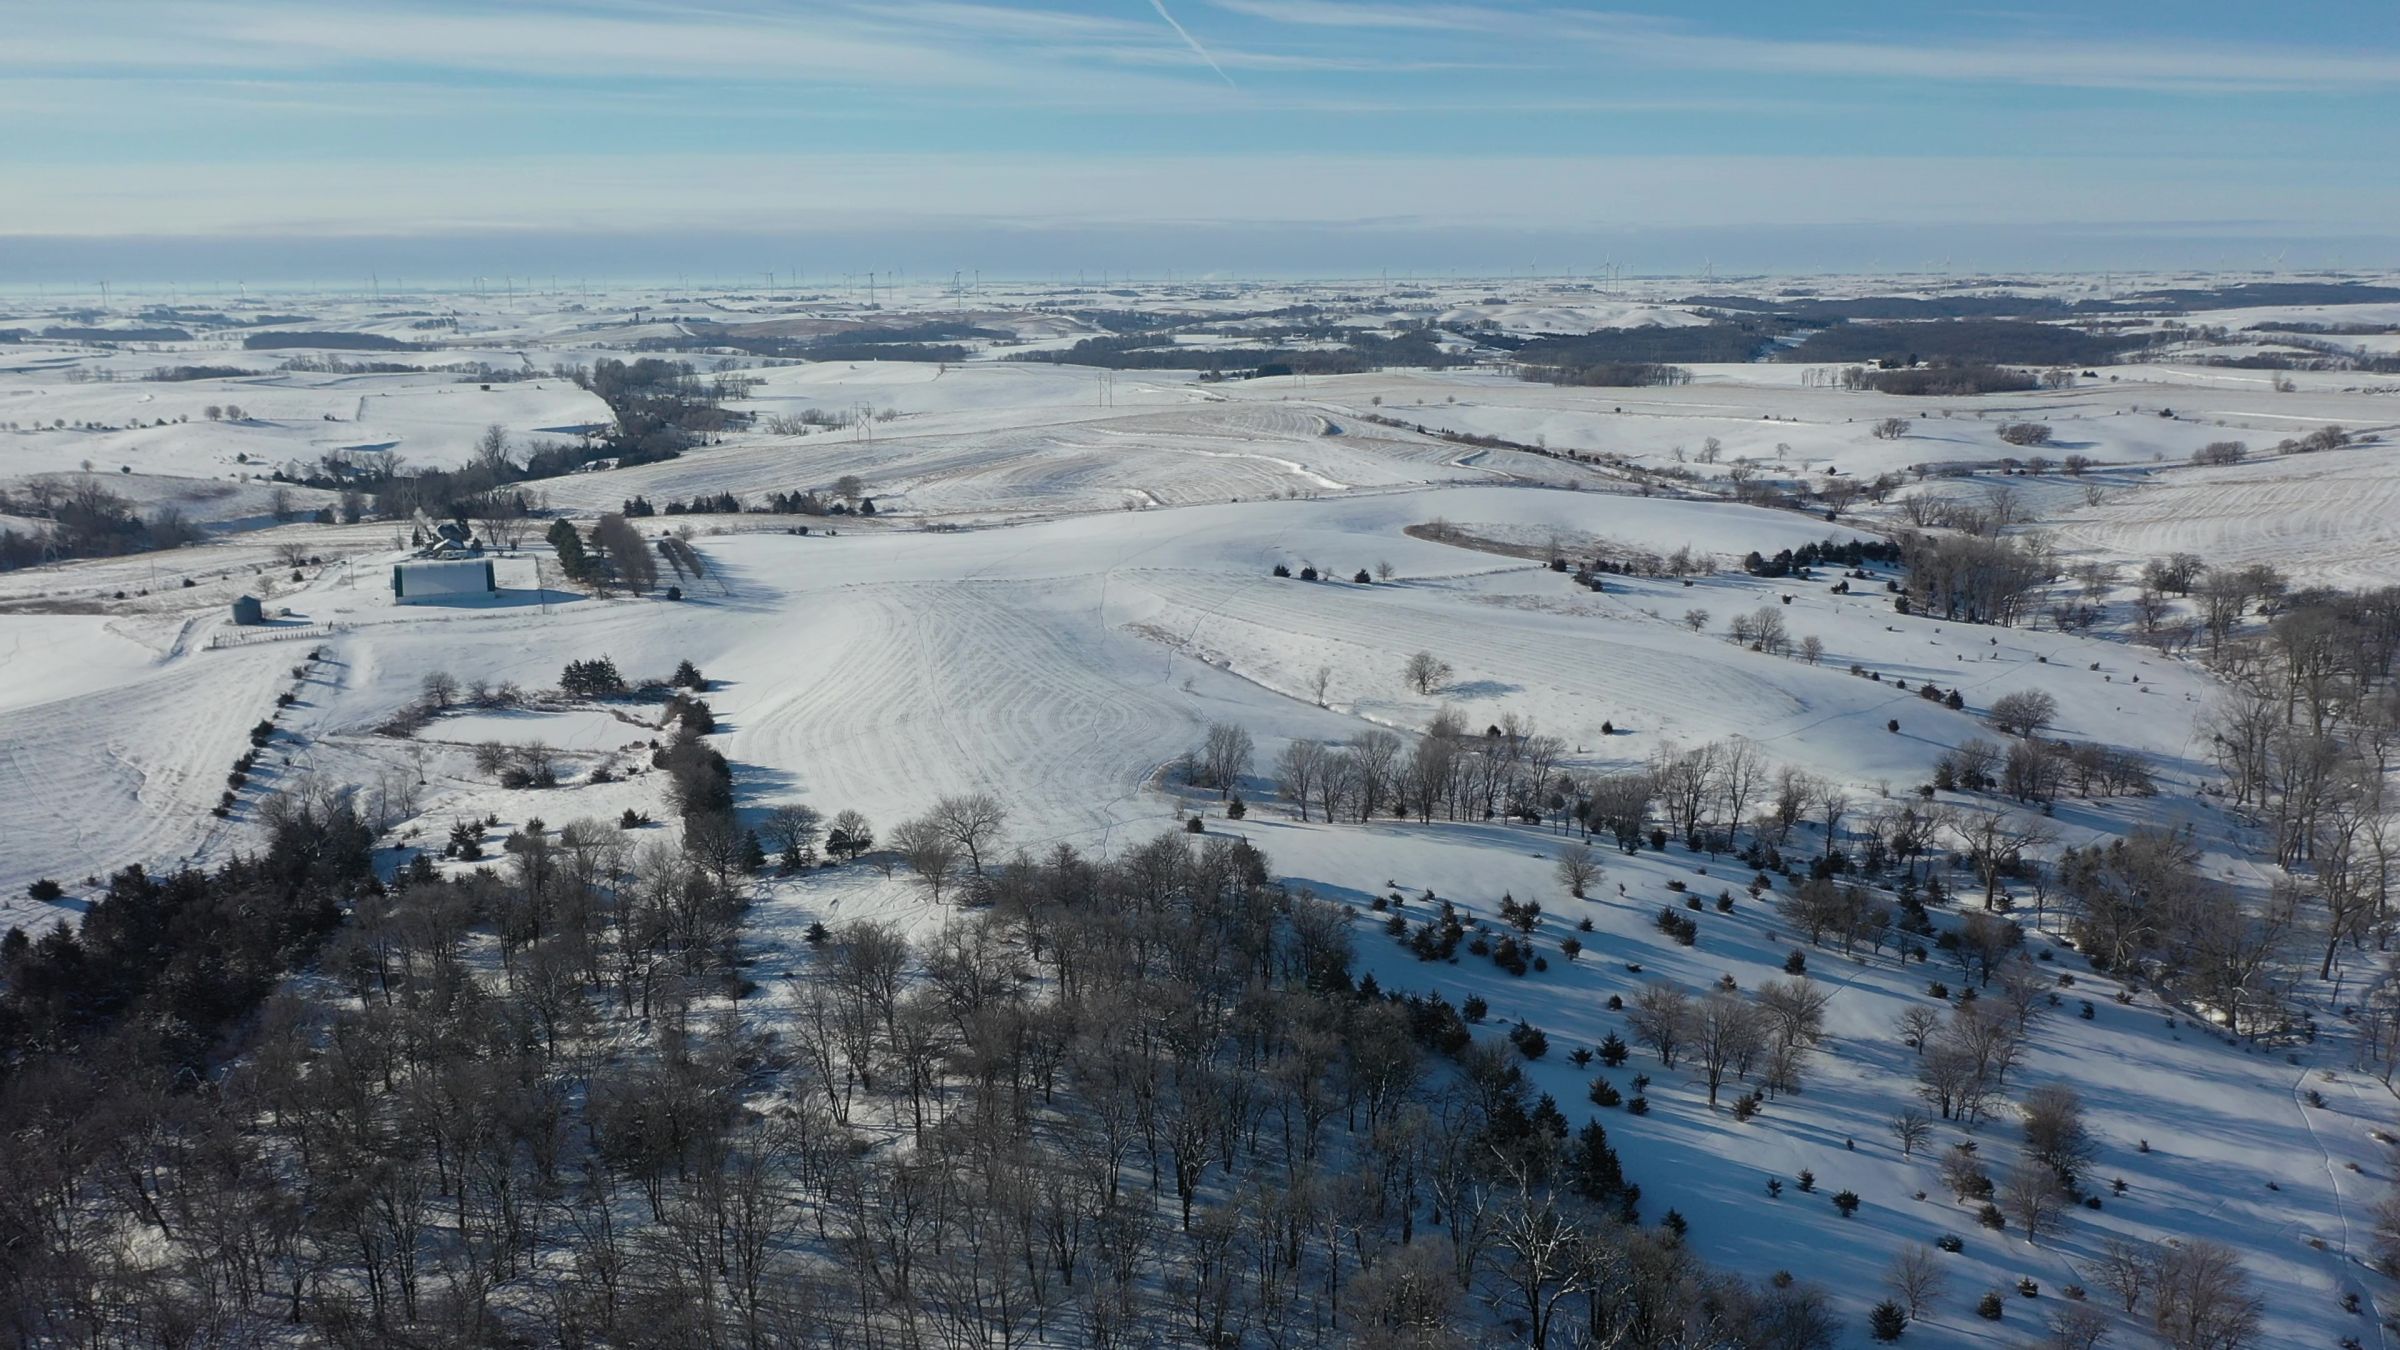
<box><xmin>1149</xmin><ymin>0</ymin><xmax>1238</xmax><ymax>88</ymax></box>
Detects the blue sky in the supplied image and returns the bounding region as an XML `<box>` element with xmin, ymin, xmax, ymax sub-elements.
<box><xmin>5</xmin><ymin>0</ymin><xmax>2398</xmax><ymax>281</ymax></box>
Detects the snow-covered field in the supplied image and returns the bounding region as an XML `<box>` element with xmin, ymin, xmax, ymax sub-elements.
<box><xmin>2055</xmin><ymin>442</ymin><xmax>2400</xmax><ymax>591</ymax></box>
<box><xmin>7</xmin><ymin>273</ymin><xmax>2400</xmax><ymax>1346</ymax></box>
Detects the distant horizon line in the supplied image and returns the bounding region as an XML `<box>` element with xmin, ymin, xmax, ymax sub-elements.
<box><xmin>6</xmin><ymin>266</ymin><xmax>2396</xmax><ymax>305</ymax></box>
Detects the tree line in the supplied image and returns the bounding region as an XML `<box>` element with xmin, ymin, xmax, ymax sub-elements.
<box><xmin>0</xmin><ymin>801</ymin><xmax>1839</xmax><ymax>1347</ymax></box>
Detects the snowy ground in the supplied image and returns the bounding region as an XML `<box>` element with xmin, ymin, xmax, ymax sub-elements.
<box><xmin>7</xmin><ymin>273</ymin><xmax>2400</xmax><ymax>1346</ymax></box>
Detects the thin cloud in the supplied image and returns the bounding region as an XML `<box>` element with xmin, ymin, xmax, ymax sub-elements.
<box><xmin>1550</xmin><ymin>15</ymin><xmax>2400</xmax><ymax>94</ymax></box>
<box><xmin>1148</xmin><ymin>0</ymin><xmax>1239</xmax><ymax>88</ymax></box>
<box><xmin>1209</xmin><ymin>0</ymin><xmax>1489</xmax><ymax>31</ymax></box>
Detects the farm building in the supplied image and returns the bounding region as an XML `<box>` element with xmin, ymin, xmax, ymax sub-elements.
<box><xmin>230</xmin><ymin>595</ymin><xmax>264</xmax><ymax>625</ymax></box>
<box><xmin>392</xmin><ymin>558</ymin><xmax>498</xmax><ymax>604</ymax></box>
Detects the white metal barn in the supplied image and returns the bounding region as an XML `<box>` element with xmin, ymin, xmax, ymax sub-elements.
<box><xmin>391</xmin><ymin>558</ymin><xmax>497</xmax><ymax>604</ymax></box>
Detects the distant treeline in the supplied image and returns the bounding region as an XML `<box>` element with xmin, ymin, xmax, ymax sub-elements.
<box><xmin>2249</xmin><ymin>320</ymin><xmax>2400</xmax><ymax>336</ymax></box>
<box><xmin>1843</xmin><ymin>364</ymin><xmax>2039</xmax><ymax>396</ymax></box>
<box><xmin>242</xmin><ymin>331</ymin><xmax>419</xmax><ymax>351</ymax></box>
<box><xmin>136</xmin><ymin>309</ymin><xmax>314</xmax><ymax>328</ymax></box>
<box><xmin>2126</xmin><ymin>281</ymin><xmax>2400</xmax><ymax>310</ymax></box>
<box><xmin>1514</xmin><ymin>320</ymin><xmax>1784</xmax><ymax>368</ymax></box>
<box><xmin>1523</xmin><ymin>361</ymin><xmax>1693</xmax><ymax>388</ymax></box>
<box><xmin>2193</xmin><ymin>347</ymin><xmax>2400</xmax><ymax>375</ymax></box>
<box><xmin>634</xmin><ymin>322</ymin><xmax>998</xmax><ymax>365</ymax></box>
<box><xmin>142</xmin><ymin>365</ymin><xmax>254</xmax><ymax>382</ymax></box>
<box><xmin>1784</xmin><ymin>319</ymin><xmax>2137</xmax><ymax>369</ymax></box>
<box><xmin>44</xmin><ymin>326</ymin><xmax>193</xmax><ymax>343</ymax></box>
<box><xmin>1683</xmin><ymin>293</ymin><xmax>2098</xmax><ymax>322</ymax></box>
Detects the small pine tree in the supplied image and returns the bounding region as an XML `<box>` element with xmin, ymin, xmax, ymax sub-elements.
<box><xmin>1225</xmin><ymin>794</ymin><xmax>1246</xmax><ymax>820</ymax></box>
<box><xmin>672</xmin><ymin>659</ymin><xmax>705</xmax><ymax>689</ymax></box>
<box><xmin>1975</xmin><ymin>1290</ymin><xmax>2003</xmax><ymax>1320</ymax></box>
<box><xmin>741</xmin><ymin>829</ymin><xmax>768</xmax><ymax>873</ymax></box>
<box><xmin>1869</xmin><ymin>1300</ymin><xmax>1907</xmax><ymax>1341</ymax></box>
<box><xmin>1833</xmin><ymin>1190</ymin><xmax>1860</xmax><ymax>1218</ymax></box>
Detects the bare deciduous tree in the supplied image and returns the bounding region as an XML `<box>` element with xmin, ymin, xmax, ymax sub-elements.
<box><xmin>1884</xmin><ymin>1243</ymin><xmax>1946</xmax><ymax>1320</ymax></box>
<box><xmin>890</xmin><ymin>817</ymin><xmax>960</xmax><ymax>903</ymax></box>
<box><xmin>762</xmin><ymin>803</ymin><xmax>823</xmax><ymax>866</ymax></box>
<box><xmin>1553</xmin><ymin>842</ymin><xmax>1599</xmax><ymax>898</ymax></box>
<box><xmin>1197</xmin><ymin>723</ymin><xmax>1254</xmax><ymax>799</ymax></box>
<box><xmin>1888</xmin><ymin>1109</ymin><xmax>1933</xmax><ymax>1157</ymax></box>
<box><xmin>2150</xmin><ymin>1240</ymin><xmax>2263</xmax><ymax>1349</ymax></box>
<box><xmin>1403</xmin><ymin>651</ymin><xmax>1453</xmax><ymax>695</ymax></box>
<box><xmin>928</xmin><ymin>793</ymin><xmax>1007</xmax><ymax>874</ymax></box>
<box><xmin>1690</xmin><ymin>988</ymin><xmax>1764</xmax><ymax>1106</ymax></box>
<box><xmin>1276</xmin><ymin>740</ymin><xmax>1326</xmax><ymax>822</ymax></box>
<box><xmin>1988</xmin><ymin>689</ymin><xmax>2060</xmax><ymax>738</ymax></box>
<box><xmin>1999</xmin><ymin>1157</ymin><xmax>2068</xmax><ymax>1242</ymax></box>
<box><xmin>1627</xmin><ymin>982</ymin><xmax>1693</xmax><ymax>1069</ymax></box>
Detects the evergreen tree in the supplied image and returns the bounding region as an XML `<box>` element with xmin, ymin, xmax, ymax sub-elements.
<box><xmin>547</xmin><ymin>518</ymin><xmax>596</xmax><ymax>581</ymax></box>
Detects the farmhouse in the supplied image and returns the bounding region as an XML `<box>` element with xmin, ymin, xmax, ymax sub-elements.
<box><xmin>391</xmin><ymin>558</ymin><xmax>497</xmax><ymax>604</ymax></box>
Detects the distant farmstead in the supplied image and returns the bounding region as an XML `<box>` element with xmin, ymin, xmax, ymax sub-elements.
<box><xmin>392</xmin><ymin>558</ymin><xmax>497</xmax><ymax>604</ymax></box>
